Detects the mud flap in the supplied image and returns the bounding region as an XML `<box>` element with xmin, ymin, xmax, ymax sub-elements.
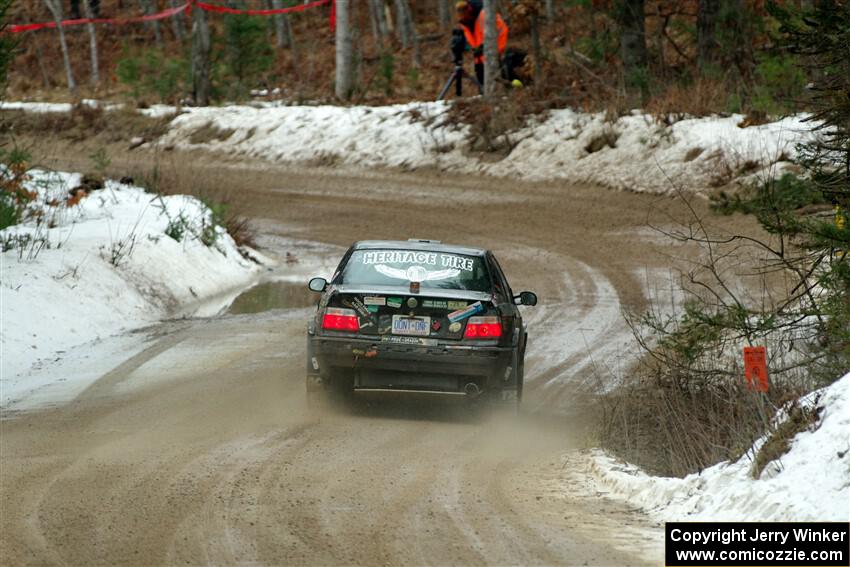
<box><xmin>305</xmin><ymin>329</ymin><xmax>323</xmax><ymax>395</ymax></box>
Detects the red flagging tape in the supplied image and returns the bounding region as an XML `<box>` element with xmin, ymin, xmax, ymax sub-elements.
<box><xmin>7</xmin><ymin>3</ymin><xmax>190</xmax><ymax>33</ymax></box>
<box><xmin>5</xmin><ymin>0</ymin><xmax>331</xmax><ymax>34</ymax></box>
<box><xmin>193</xmin><ymin>0</ymin><xmax>330</xmax><ymax>16</ymax></box>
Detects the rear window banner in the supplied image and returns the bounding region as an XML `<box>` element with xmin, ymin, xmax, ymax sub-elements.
<box><xmin>361</xmin><ymin>251</ymin><xmax>474</xmax><ymax>271</ymax></box>
<box><xmin>341</xmin><ymin>250</ymin><xmax>491</xmax><ymax>292</ymax></box>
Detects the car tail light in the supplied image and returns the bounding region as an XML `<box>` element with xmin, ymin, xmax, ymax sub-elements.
<box><xmin>464</xmin><ymin>316</ymin><xmax>502</xmax><ymax>339</ymax></box>
<box><xmin>322</xmin><ymin>307</ymin><xmax>359</xmax><ymax>332</ymax></box>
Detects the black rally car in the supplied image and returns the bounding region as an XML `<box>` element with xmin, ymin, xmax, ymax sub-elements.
<box><xmin>306</xmin><ymin>240</ymin><xmax>537</xmax><ymax>407</ymax></box>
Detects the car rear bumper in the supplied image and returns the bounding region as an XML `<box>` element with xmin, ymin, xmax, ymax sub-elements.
<box><xmin>307</xmin><ymin>334</ymin><xmax>517</xmax><ymax>394</ymax></box>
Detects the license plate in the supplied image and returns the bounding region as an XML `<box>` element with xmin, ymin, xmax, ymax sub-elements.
<box><xmin>391</xmin><ymin>315</ymin><xmax>431</xmax><ymax>336</ymax></box>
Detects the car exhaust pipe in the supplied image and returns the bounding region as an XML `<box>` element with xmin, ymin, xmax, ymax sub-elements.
<box><xmin>463</xmin><ymin>382</ymin><xmax>481</xmax><ymax>397</ymax></box>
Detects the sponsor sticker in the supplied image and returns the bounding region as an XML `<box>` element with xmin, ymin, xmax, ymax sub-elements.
<box><xmin>352</xmin><ymin>348</ymin><xmax>378</xmax><ymax>358</ymax></box>
<box><xmin>367</xmin><ymin>305</ymin><xmax>379</xmax><ymax>312</ymax></box>
<box><xmin>447</xmin><ymin>301</ymin><xmax>484</xmax><ymax>323</ymax></box>
<box><xmin>386</xmin><ymin>297</ymin><xmax>403</xmax><ymax>309</ymax></box>
<box><xmin>447</xmin><ymin>300</ymin><xmax>468</xmax><ymax>310</ymax></box>
<box><xmin>351</xmin><ymin>297</ymin><xmax>369</xmax><ymax>317</ymax></box>
<box><xmin>359</xmin><ymin>316</ymin><xmax>376</xmax><ymax>330</ymax></box>
<box><xmin>407</xmin><ymin>297</ymin><xmax>418</xmax><ymax>308</ymax></box>
<box><xmin>380</xmin><ymin>335</ymin><xmax>437</xmax><ymax>346</ymax></box>
<box><xmin>423</xmin><ymin>300</ymin><xmax>448</xmax><ymax>309</ymax></box>
<box><xmin>345</xmin><ymin>297</ymin><xmax>371</xmax><ymax>318</ymax></box>
<box><xmin>448</xmin><ymin>321</ymin><xmax>462</xmax><ymax>333</ymax></box>
<box><xmin>378</xmin><ymin>314</ymin><xmax>392</xmax><ymax>334</ymax></box>
<box><xmin>431</xmin><ymin>320</ymin><xmax>441</xmax><ymax>332</ymax></box>
<box><xmin>363</xmin><ymin>296</ymin><xmax>386</xmax><ymax>306</ymax></box>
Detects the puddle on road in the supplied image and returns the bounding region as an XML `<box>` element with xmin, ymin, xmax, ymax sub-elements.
<box><xmin>227</xmin><ymin>281</ymin><xmax>317</xmax><ymax>314</ymax></box>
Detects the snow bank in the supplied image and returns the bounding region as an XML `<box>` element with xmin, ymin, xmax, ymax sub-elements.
<box><xmin>1</xmin><ymin>169</ymin><xmax>264</xmax><ymax>406</ymax></box>
<box><xmin>588</xmin><ymin>373</ymin><xmax>850</xmax><ymax>521</ymax></box>
<box><xmin>0</xmin><ymin>99</ymin><xmax>123</xmax><ymax>114</ymax></box>
<box><xmin>158</xmin><ymin>102</ymin><xmax>812</xmax><ymax>194</ymax></box>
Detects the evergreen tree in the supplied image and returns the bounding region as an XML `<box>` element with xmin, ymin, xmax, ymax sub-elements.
<box><xmin>773</xmin><ymin>1</ymin><xmax>850</xmax><ymax>374</ymax></box>
<box><xmin>224</xmin><ymin>11</ymin><xmax>274</xmax><ymax>96</ymax></box>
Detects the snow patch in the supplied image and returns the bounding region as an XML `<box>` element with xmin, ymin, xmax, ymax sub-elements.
<box><xmin>158</xmin><ymin>103</ymin><xmax>812</xmax><ymax>194</ymax></box>
<box><xmin>1</xmin><ymin>169</ymin><xmax>264</xmax><ymax>408</ymax></box>
<box><xmin>586</xmin><ymin>373</ymin><xmax>850</xmax><ymax>521</ymax></box>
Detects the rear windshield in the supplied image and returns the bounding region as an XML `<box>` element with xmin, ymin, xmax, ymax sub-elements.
<box><xmin>338</xmin><ymin>249</ymin><xmax>491</xmax><ymax>292</ymax></box>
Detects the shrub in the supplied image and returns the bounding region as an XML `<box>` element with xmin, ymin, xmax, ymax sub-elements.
<box><xmin>116</xmin><ymin>47</ymin><xmax>189</xmax><ymax>103</ymax></box>
<box><xmin>751</xmin><ymin>398</ymin><xmax>821</xmax><ymax>478</ymax></box>
<box><xmin>0</xmin><ymin>146</ymin><xmax>32</xmax><ymax>230</ymax></box>
<box><xmin>749</xmin><ymin>53</ymin><xmax>806</xmax><ymax>116</ymax></box>
<box><xmin>710</xmin><ymin>173</ymin><xmax>825</xmax><ymax>218</ymax></box>
<box><xmin>165</xmin><ymin>213</ymin><xmax>190</xmax><ymax>242</ymax></box>
<box><xmin>379</xmin><ymin>52</ymin><xmax>395</xmax><ymax>96</ymax></box>
<box><xmin>221</xmin><ymin>13</ymin><xmax>274</xmax><ymax>99</ymax></box>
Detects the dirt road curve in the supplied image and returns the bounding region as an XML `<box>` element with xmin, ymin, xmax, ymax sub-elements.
<box><xmin>1</xmin><ymin>151</ymin><xmax>755</xmax><ymax>565</ymax></box>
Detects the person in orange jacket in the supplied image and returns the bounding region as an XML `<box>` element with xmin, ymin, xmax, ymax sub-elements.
<box><xmin>456</xmin><ymin>0</ymin><xmax>508</xmax><ymax>85</ymax></box>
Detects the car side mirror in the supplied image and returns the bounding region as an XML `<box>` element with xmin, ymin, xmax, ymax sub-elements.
<box><xmin>514</xmin><ymin>291</ymin><xmax>537</xmax><ymax>306</ymax></box>
<box><xmin>308</xmin><ymin>277</ymin><xmax>328</xmax><ymax>292</ymax></box>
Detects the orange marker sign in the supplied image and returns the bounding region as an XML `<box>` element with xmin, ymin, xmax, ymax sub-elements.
<box><xmin>743</xmin><ymin>346</ymin><xmax>769</xmax><ymax>392</ymax></box>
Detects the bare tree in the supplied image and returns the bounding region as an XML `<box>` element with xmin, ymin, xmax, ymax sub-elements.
<box><xmin>483</xmin><ymin>0</ymin><xmax>499</xmax><ymax>96</ymax></box>
<box><xmin>369</xmin><ymin>0</ymin><xmax>389</xmax><ymax>45</ymax></box>
<box><xmin>617</xmin><ymin>0</ymin><xmax>648</xmax><ymax>83</ymax></box>
<box><xmin>697</xmin><ymin>0</ymin><xmax>720</xmax><ymax>71</ymax></box>
<box><xmin>42</xmin><ymin>0</ymin><xmax>76</xmax><ymax>93</ymax></box>
<box><xmin>394</xmin><ymin>0</ymin><xmax>412</xmax><ymax>47</ymax></box>
<box><xmin>82</xmin><ymin>0</ymin><xmax>99</xmax><ymax>86</ymax></box>
<box><xmin>437</xmin><ymin>0</ymin><xmax>450</xmax><ymax>29</ymax></box>
<box><xmin>530</xmin><ymin>9</ymin><xmax>542</xmax><ymax>86</ymax></box>
<box><xmin>395</xmin><ymin>0</ymin><xmax>420</xmax><ymax>67</ymax></box>
<box><xmin>545</xmin><ymin>0</ymin><xmax>554</xmax><ymax>22</ymax></box>
<box><xmin>335</xmin><ymin>0</ymin><xmax>354</xmax><ymax>100</ymax></box>
<box><xmin>168</xmin><ymin>0</ymin><xmax>185</xmax><ymax>42</ymax></box>
<box><xmin>32</xmin><ymin>37</ymin><xmax>53</xmax><ymax>89</ymax></box>
<box><xmin>192</xmin><ymin>4</ymin><xmax>211</xmax><ymax>105</ymax></box>
<box><xmin>139</xmin><ymin>0</ymin><xmax>163</xmax><ymax>47</ymax></box>
<box><xmin>268</xmin><ymin>0</ymin><xmax>289</xmax><ymax>48</ymax></box>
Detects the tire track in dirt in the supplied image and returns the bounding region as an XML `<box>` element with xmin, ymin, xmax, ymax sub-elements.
<box><xmin>4</xmin><ymin>154</ymin><xmax>761</xmax><ymax>565</ymax></box>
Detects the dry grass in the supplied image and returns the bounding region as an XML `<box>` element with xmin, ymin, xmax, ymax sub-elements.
<box><xmin>188</xmin><ymin>122</ymin><xmax>236</xmax><ymax>145</ymax></box>
<box><xmin>1</xmin><ymin>104</ymin><xmax>172</xmax><ymax>144</ymax></box>
<box><xmin>599</xmin><ymin>350</ymin><xmax>808</xmax><ymax>478</ymax></box>
<box><xmin>645</xmin><ymin>78</ymin><xmax>732</xmax><ymax>120</ymax></box>
<box><xmin>444</xmin><ymin>92</ymin><xmax>560</xmax><ymax>156</ymax></box>
<box><xmin>122</xmin><ymin>155</ymin><xmax>258</xmax><ymax>250</ymax></box>
<box><xmin>751</xmin><ymin>399</ymin><xmax>821</xmax><ymax>479</ymax></box>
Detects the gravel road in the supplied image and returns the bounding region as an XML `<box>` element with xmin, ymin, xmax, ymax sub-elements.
<box><xmin>1</xmin><ymin>151</ymin><xmax>758</xmax><ymax>565</ymax></box>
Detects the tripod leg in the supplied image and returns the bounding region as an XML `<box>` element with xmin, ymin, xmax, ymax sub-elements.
<box><xmin>437</xmin><ymin>72</ymin><xmax>456</xmax><ymax>101</ymax></box>
<box><xmin>456</xmin><ymin>68</ymin><xmax>462</xmax><ymax>97</ymax></box>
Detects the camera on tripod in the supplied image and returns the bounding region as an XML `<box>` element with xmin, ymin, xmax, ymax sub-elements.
<box><xmin>437</xmin><ymin>29</ymin><xmax>482</xmax><ymax>100</ymax></box>
<box><xmin>450</xmin><ymin>29</ymin><xmax>466</xmax><ymax>66</ymax></box>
